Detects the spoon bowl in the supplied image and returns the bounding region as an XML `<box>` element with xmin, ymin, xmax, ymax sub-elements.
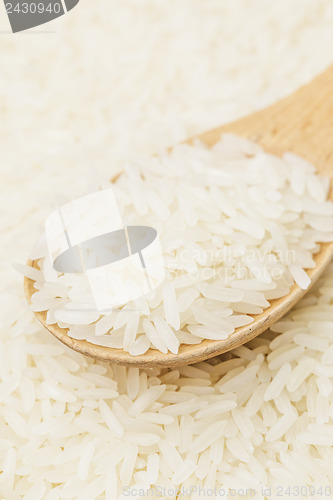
<box><xmin>24</xmin><ymin>65</ymin><xmax>333</xmax><ymax>367</ymax></box>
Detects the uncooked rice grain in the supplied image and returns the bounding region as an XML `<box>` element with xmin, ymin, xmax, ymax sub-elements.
<box><xmin>3</xmin><ymin>2</ymin><xmax>333</xmax><ymax>496</ymax></box>
<box><xmin>24</xmin><ymin>135</ymin><xmax>333</xmax><ymax>355</ymax></box>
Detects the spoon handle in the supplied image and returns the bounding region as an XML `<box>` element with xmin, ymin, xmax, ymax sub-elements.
<box><xmin>195</xmin><ymin>65</ymin><xmax>333</xmax><ymax>176</ymax></box>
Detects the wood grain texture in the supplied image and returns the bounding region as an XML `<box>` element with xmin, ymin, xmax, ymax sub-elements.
<box><xmin>24</xmin><ymin>65</ymin><xmax>333</xmax><ymax>367</ymax></box>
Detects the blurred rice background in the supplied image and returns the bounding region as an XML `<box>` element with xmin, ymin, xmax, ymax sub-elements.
<box><xmin>1</xmin><ymin>1</ymin><xmax>333</xmax><ymax>266</ymax></box>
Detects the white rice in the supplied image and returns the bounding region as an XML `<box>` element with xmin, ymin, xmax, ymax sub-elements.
<box><xmin>2</xmin><ymin>0</ymin><xmax>333</xmax><ymax>496</ymax></box>
<box><xmin>24</xmin><ymin>136</ymin><xmax>333</xmax><ymax>354</ymax></box>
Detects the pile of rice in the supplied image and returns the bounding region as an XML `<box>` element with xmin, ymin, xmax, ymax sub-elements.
<box><xmin>1</xmin><ymin>0</ymin><xmax>333</xmax><ymax>497</ymax></box>
<box><xmin>2</xmin><ymin>267</ymin><xmax>333</xmax><ymax>498</ymax></box>
<box><xmin>27</xmin><ymin>135</ymin><xmax>333</xmax><ymax>354</ymax></box>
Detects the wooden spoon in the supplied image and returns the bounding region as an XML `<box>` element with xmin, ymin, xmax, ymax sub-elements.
<box><xmin>24</xmin><ymin>65</ymin><xmax>333</xmax><ymax>367</ymax></box>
